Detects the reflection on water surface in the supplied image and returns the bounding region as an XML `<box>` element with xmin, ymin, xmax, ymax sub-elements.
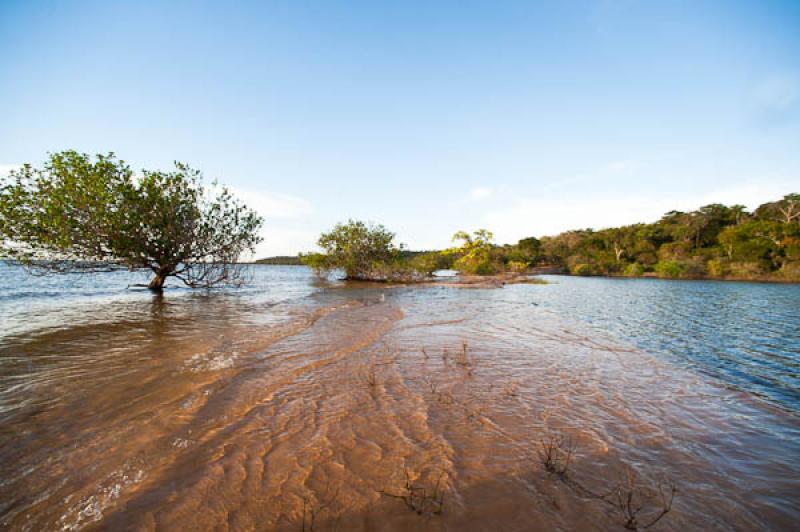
<box><xmin>0</xmin><ymin>264</ymin><xmax>798</xmax><ymax>530</ymax></box>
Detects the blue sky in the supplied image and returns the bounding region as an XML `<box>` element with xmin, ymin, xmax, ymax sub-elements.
<box><xmin>1</xmin><ymin>0</ymin><xmax>799</xmax><ymax>256</ymax></box>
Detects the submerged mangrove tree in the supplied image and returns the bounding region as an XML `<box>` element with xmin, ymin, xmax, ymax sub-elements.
<box><xmin>0</xmin><ymin>151</ymin><xmax>264</xmax><ymax>290</ymax></box>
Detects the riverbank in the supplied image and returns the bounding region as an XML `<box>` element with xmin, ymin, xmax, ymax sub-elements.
<box><xmin>257</xmin><ymin>261</ymin><xmax>800</xmax><ymax>286</ymax></box>
<box><xmin>336</xmin><ymin>272</ymin><xmax>549</xmax><ymax>289</ymax></box>
<box><xmin>1</xmin><ymin>276</ymin><xmax>798</xmax><ymax>530</ymax></box>
<box><xmin>423</xmin><ymin>272</ymin><xmax>549</xmax><ymax>288</ymax></box>
<box><xmin>547</xmin><ymin>270</ymin><xmax>800</xmax><ymax>285</ymax></box>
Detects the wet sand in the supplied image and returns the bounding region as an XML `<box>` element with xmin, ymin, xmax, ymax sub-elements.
<box><xmin>1</xmin><ymin>285</ymin><xmax>799</xmax><ymax>531</ymax></box>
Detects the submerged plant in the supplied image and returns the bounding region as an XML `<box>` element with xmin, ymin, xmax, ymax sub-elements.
<box><xmin>604</xmin><ymin>468</ymin><xmax>677</xmax><ymax>530</ymax></box>
<box><xmin>502</xmin><ymin>382</ymin><xmax>520</xmax><ymax>398</ymax></box>
<box><xmin>362</xmin><ymin>358</ymin><xmax>378</xmax><ymax>390</ymax></box>
<box><xmin>381</xmin><ymin>469</ymin><xmax>446</xmax><ymax>516</ymax></box>
<box><xmin>422</xmin><ymin>378</ymin><xmax>454</xmax><ymax>405</ymax></box>
<box><xmin>536</xmin><ymin>433</ymin><xmax>678</xmax><ymax>531</ymax></box>
<box><xmin>538</xmin><ymin>434</ymin><xmax>575</xmax><ymax>478</ymax></box>
<box><xmin>454</xmin><ymin>342</ymin><xmax>473</xmax><ymax>370</ymax></box>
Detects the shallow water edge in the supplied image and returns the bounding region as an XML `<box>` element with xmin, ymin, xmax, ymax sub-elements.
<box><xmin>1</xmin><ymin>278</ymin><xmax>798</xmax><ymax>530</ymax></box>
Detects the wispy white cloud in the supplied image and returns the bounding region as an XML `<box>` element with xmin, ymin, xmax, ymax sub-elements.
<box><xmin>220</xmin><ymin>187</ymin><xmax>315</xmax><ymax>258</ymax></box>
<box><xmin>470</xmin><ymin>186</ymin><xmax>494</xmax><ymax>200</ymax></box>
<box><xmin>251</xmin><ymin>225</ymin><xmax>319</xmax><ymax>259</ymax></box>
<box><xmin>229</xmin><ymin>187</ymin><xmax>313</xmax><ymax>220</ymax></box>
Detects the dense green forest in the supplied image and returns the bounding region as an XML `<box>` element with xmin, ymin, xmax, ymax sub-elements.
<box><xmin>523</xmin><ymin>193</ymin><xmax>800</xmax><ymax>281</ymax></box>
<box><xmin>262</xmin><ymin>193</ymin><xmax>800</xmax><ymax>282</ymax></box>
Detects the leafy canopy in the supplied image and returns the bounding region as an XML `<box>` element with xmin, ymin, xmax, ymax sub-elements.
<box><xmin>301</xmin><ymin>220</ymin><xmax>441</xmax><ymax>281</ymax></box>
<box><xmin>531</xmin><ymin>194</ymin><xmax>800</xmax><ymax>279</ymax></box>
<box><xmin>448</xmin><ymin>229</ymin><xmax>499</xmax><ymax>275</ymax></box>
<box><xmin>304</xmin><ymin>219</ymin><xmax>398</xmax><ymax>280</ymax></box>
<box><xmin>0</xmin><ymin>151</ymin><xmax>264</xmax><ymax>289</ymax></box>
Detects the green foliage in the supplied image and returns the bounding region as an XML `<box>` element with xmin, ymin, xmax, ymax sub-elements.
<box><xmin>505</xmin><ymin>236</ymin><xmax>541</xmax><ymax>265</ymax></box>
<box><xmin>718</xmin><ymin>220</ymin><xmax>800</xmax><ymax>270</ymax></box>
<box><xmin>654</xmin><ymin>261</ymin><xmax>686</xmax><ymax>279</ymax></box>
<box><xmin>506</xmin><ymin>260</ymin><xmax>530</xmax><ymax>273</ymax></box>
<box><xmin>298</xmin><ymin>252</ymin><xmax>330</xmax><ymax>276</ymax></box>
<box><xmin>243</xmin><ymin>193</ymin><xmax>800</xmax><ymax>284</ymax></box>
<box><xmin>312</xmin><ymin>220</ymin><xmax>402</xmax><ymax>280</ymax></box>
<box><xmin>449</xmin><ymin>229</ymin><xmax>500</xmax><ymax>275</ymax></box>
<box><xmin>728</xmin><ymin>261</ymin><xmax>767</xmax><ymax>278</ymax></box>
<box><xmin>777</xmin><ymin>261</ymin><xmax>800</xmax><ymax>279</ymax></box>
<box><xmin>0</xmin><ymin>151</ymin><xmax>263</xmax><ymax>289</ymax></box>
<box><xmin>706</xmin><ymin>259</ymin><xmax>728</xmax><ymax>278</ymax></box>
<box><xmin>303</xmin><ymin>222</ymin><xmax>453</xmax><ymax>282</ymax></box>
<box><xmin>295</xmin><ymin>197</ymin><xmax>800</xmax><ymax>283</ymax></box>
<box><xmin>754</xmin><ymin>194</ymin><xmax>800</xmax><ymax>223</ymax></box>
<box><xmin>509</xmin><ymin>195</ymin><xmax>799</xmax><ymax>281</ymax></box>
<box><xmin>570</xmin><ymin>263</ymin><xmax>596</xmax><ymax>276</ymax></box>
<box><xmin>408</xmin><ymin>252</ymin><xmax>441</xmax><ymax>276</ymax></box>
<box><xmin>256</xmin><ymin>256</ymin><xmax>303</xmax><ymax>265</ymax></box>
<box><xmin>623</xmin><ymin>262</ymin><xmax>645</xmax><ymax>277</ymax></box>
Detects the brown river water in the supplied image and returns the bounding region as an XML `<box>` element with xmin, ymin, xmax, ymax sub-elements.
<box><xmin>1</xmin><ymin>268</ymin><xmax>799</xmax><ymax>531</ymax></box>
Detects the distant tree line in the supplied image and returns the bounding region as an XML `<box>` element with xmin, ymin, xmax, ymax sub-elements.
<box><xmin>255</xmin><ymin>255</ymin><xmax>303</xmax><ymax>265</ymax></box>
<box><xmin>287</xmin><ymin>194</ymin><xmax>799</xmax><ymax>282</ymax></box>
<box><xmin>521</xmin><ymin>194</ymin><xmax>800</xmax><ymax>281</ymax></box>
<box><xmin>15</xmin><ymin>152</ymin><xmax>795</xmax><ymax>287</ymax></box>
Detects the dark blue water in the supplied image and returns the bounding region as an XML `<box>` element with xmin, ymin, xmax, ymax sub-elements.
<box><xmin>525</xmin><ymin>275</ymin><xmax>800</xmax><ymax>412</ymax></box>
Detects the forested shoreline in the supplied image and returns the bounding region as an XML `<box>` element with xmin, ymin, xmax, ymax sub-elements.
<box><xmin>514</xmin><ymin>194</ymin><xmax>800</xmax><ymax>282</ymax></box>
<box><xmin>262</xmin><ymin>194</ymin><xmax>800</xmax><ymax>283</ymax></box>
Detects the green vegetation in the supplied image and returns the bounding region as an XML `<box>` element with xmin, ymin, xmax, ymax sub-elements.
<box><xmin>446</xmin><ymin>229</ymin><xmax>501</xmax><ymax>275</ymax></box>
<box><xmin>300</xmin><ymin>220</ymin><xmax>438</xmax><ymax>281</ymax></box>
<box><xmin>528</xmin><ymin>194</ymin><xmax>800</xmax><ymax>281</ymax></box>
<box><xmin>2</xmin><ymin>153</ymin><xmax>796</xmax><ymax>287</ymax></box>
<box><xmin>0</xmin><ymin>151</ymin><xmax>263</xmax><ymax>290</ymax></box>
<box><xmin>296</xmin><ymin>194</ymin><xmax>799</xmax><ymax>283</ymax></box>
<box><xmin>255</xmin><ymin>256</ymin><xmax>303</xmax><ymax>265</ymax></box>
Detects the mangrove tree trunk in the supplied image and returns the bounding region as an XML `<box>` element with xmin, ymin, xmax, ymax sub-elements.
<box><xmin>148</xmin><ymin>273</ymin><xmax>166</xmax><ymax>291</ymax></box>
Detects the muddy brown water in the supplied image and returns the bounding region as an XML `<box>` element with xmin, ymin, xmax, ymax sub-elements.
<box><xmin>1</xmin><ymin>279</ymin><xmax>799</xmax><ymax>531</ymax></box>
